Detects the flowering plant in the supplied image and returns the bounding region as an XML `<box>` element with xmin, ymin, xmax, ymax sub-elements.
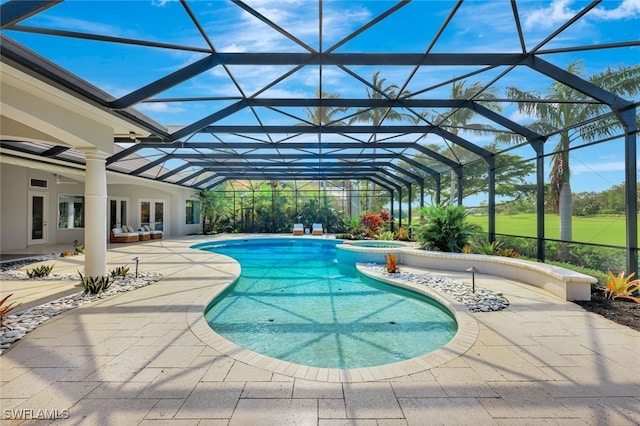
<box><xmin>361</xmin><ymin>213</ymin><xmax>384</xmax><ymax>232</ymax></box>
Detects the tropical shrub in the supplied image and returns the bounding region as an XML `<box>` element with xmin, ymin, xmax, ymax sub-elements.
<box><xmin>499</xmin><ymin>247</ymin><xmax>520</xmax><ymax>258</ymax></box>
<box><xmin>472</xmin><ymin>240</ymin><xmax>503</xmax><ymax>255</ymax></box>
<box><xmin>494</xmin><ymin>236</ymin><xmax>624</xmax><ymax>273</ymax></box>
<box><xmin>413</xmin><ymin>205</ymin><xmax>480</xmax><ymax>252</ymax></box>
<box><xmin>26</xmin><ymin>264</ymin><xmax>54</xmax><ymax>278</ymax></box>
<box><xmin>604</xmin><ymin>271</ymin><xmax>640</xmax><ymax>303</ymax></box>
<box><xmin>497</xmin><ymin>235</ymin><xmax>538</xmax><ymax>258</ymax></box>
<box><xmin>79</xmin><ymin>272</ymin><xmax>112</xmax><ymax>295</ymax></box>
<box><xmin>344</xmin><ymin>215</ymin><xmax>361</xmax><ymax>233</ymax></box>
<box><xmin>73</xmin><ymin>240</ymin><xmax>85</xmax><ymax>254</ymax></box>
<box><xmin>357</xmin><ymin>210</ymin><xmax>392</xmax><ymax>238</ymax></box>
<box><xmin>334</xmin><ymin>233</ymin><xmax>353</xmax><ymax>240</ymax></box>
<box><xmin>361</xmin><ymin>212</ymin><xmax>384</xmax><ymax>236</ymax></box>
<box><xmin>384</xmin><ymin>253</ymin><xmax>400</xmax><ymax>273</ymax></box>
<box><xmin>109</xmin><ymin>266</ymin><xmax>130</xmax><ymax>278</ymax></box>
<box><xmin>564</xmin><ymin>244</ymin><xmax>625</xmax><ymax>273</ymax></box>
<box><xmin>195</xmin><ymin>189</ymin><xmax>232</xmax><ymax>234</ymax></box>
<box><xmin>0</xmin><ymin>294</ymin><xmax>20</xmax><ymax>327</ymax></box>
<box><xmin>395</xmin><ymin>227</ymin><xmax>410</xmax><ymax>241</ymax></box>
<box><xmin>375</xmin><ymin>231</ymin><xmax>395</xmax><ymax>241</ymax></box>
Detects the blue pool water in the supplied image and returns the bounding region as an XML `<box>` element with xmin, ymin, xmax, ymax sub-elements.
<box><xmin>196</xmin><ymin>238</ymin><xmax>457</xmax><ymax>369</ymax></box>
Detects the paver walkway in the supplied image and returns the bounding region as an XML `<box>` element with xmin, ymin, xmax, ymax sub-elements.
<box><xmin>1</xmin><ymin>235</ymin><xmax>639</xmax><ymax>425</ymax></box>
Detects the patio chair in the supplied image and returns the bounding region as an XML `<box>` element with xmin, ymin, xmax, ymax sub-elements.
<box><xmin>292</xmin><ymin>223</ymin><xmax>304</xmax><ymax>236</ymax></box>
<box><xmin>312</xmin><ymin>223</ymin><xmax>323</xmax><ymax>235</ymax></box>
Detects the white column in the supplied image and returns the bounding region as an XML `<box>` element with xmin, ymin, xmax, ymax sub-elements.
<box><xmin>84</xmin><ymin>151</ymin><xmax>108</xmax><ymax>276</ymax></box>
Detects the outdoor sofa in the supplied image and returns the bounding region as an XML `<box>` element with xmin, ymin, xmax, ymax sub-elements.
<box><xmin>110</xmin><ymin>226</ymin><xmax>140</xmax><ymax>243</ymax></box>
<box><xmin>139</xmin><ymin>225</ymin><xmax>163</xmax><ymax>239</ymax></box>
<box><xmin>110</xmin><ymin>225</ymin><xmax>162</xmax><ymax>243</ymax></box>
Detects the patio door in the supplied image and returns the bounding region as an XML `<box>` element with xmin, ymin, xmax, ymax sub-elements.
<box><xmin>140</xmin><ymin>200</ymin><xmax>165</xmax><ymax>232</ymax></box>
<box><xmin>28</xmin><ymin>191</ymin><xmax>48</xmax><ymax>245</ymax></box>
<box><xmin>109</xmin><ymin>198</ymin><xmax>129</xmax><ymax>229</ymax></box>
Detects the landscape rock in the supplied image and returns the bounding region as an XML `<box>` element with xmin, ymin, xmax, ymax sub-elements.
<box><xmin>361</xmin><ymin>264</ymin><xmax>510</xmax><ymax>313</ymax></box>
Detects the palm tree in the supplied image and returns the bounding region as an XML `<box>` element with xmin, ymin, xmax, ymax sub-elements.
<box><xmin>428</xmin><ymin>79</ymin><xmax>502</xmax><ymax>205</ymax></box>
<box><xmin>498</xmin><ymin>61</ymin><xmax>640</xmax><ymax>252</ymax></box>
<box><xmin>195</xmin><ymin>189</ymin><xmax>231</xmax><ymax>234</ymax></box>
<box><xmin>301</xmin><ymin>90</ymin><xmax>350</xmax><ymax>215</ymax></box>
<box><xmin>302</xmin><ymin>89</ymin><xmax>349</xmax><ymax>127</ymax></box>
<box><xmin>350</xmin><ymin>71</ymin><xmax>412</xmax><ymax>211</ymax></box>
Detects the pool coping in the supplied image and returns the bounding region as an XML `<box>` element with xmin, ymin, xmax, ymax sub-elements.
<box><xmin>187</xmin><ymin>246</ymin><xmax>479</xmax><ymax>383</ymax></box>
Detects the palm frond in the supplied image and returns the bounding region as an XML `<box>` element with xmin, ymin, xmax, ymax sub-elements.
<box><xmin>591</xmin><ymin>64</ymin><xmax>640</xmax><ymax>99</ymax></box>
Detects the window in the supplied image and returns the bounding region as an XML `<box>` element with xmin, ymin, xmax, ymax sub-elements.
<box><xmin>58</xmin><ymin>195</ymin><xmax>84</xmax><ymax>229</ymax></box>
<box><xmin>186</xmin><ymin>200</ymin><xmax>200</xmax><ymax>224</ymax></box>
<box><xmin>30</xmin><ymin>178</ymin><xmax>48</xmax><ymax>189</ymax></box>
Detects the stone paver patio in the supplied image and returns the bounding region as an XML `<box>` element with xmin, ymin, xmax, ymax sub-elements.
<box><xmin>1</xmin><ymin>235</ymin><xmax>639</xmax><ymax>425</ymax></box>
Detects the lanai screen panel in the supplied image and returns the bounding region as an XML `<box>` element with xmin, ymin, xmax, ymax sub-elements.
<box><xmin>0</xmin><ymin>0</ymin><xmax>638</xmax><ymax>189</ymax></box>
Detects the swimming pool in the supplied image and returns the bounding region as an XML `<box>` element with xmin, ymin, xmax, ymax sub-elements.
<box><xmin>195</xmin><ymin>238</ymin><xmax>457</xmax><ymax>369</ymax></box>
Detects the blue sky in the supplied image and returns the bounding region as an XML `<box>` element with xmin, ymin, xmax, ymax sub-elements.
<box><xmin>3</xmin><ymin>0</ymin><xmax>640</xmax><ymax>198</ymax></box>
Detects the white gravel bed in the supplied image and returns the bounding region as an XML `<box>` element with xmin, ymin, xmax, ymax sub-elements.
<box><xmin>0</xmin><ymin>270</ymin><xmax>162</xmax><ymax>355</ymax></box>
<box><xmin>361</xmin><ymin>264</ymin><xmax>510</xmax><ymax>313</ymax></box>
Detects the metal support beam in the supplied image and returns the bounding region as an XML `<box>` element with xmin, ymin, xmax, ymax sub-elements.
<box><xmin>390</xmin><ymin>191</ymin><xmax>395</xmax><ymax>232</ymax></box>
<box><xmin>110</xmin><ymin>54</ymin><xmax>222</xmax><ymax>109</ymax></box>
<box><xmin>407</xmin><ymin>184</ymin><xmax>412</xmax><ymax>231</ymax></box>
<box><xmin>527</xmin><ymin>57</ymin><xmax>635</xmax><ymax>111</ymax></box>
<box><xmin>42</xmin><ymin>145</ymin><xmax>70</xmax><ymax>157</ymax></box>
<box><xmin>0</xmin><ymin>0</ymin><xmax>60</xmax><ymax>29</ymax></box>
<box><xmin>397</xmin><ymin>187</ymin><xmax>402</xmax><ymax>232</ymax></box>
<box><xmin>130</xmin><ymin>156</ymin><xmax>168</xmax><ymax>175</ymax></box>
<box><xmin>457</xmin><ymin>169</ymin><xmax>463</xmax><ymax>206</ymax></box>
<box><xmin>618</xmin><ymin>107</ymin><xmax>638</xmax><ymax>277</ymax></box>
<box><xmin>106</xmin><ymin>144</ymin><xmax>142</xmax><ymax>165</ymax></box>
<box><xmin>487</xmin><ymin>156</ymin><xmax>496</xmax><ymax>243</ymax></box>
<box><xmin>171</xmin><ymin>100</ymin><xmax>248</xmax><ymax>141</ymax></box>
<box><xmin>531</xmin><ymin>139</ymin><xmax>546</xmax><ymax>262</ymax></box>
<box><xmin>157</xmin><ymin>162</ymin><xmax>193</xmax><ymax>180</ymax></box>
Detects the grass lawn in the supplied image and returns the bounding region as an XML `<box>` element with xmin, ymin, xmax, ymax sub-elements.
<box><xmin>466</xmin><ymin>213</ymin><xmax>636</xmax><ymax>247</ymax></box>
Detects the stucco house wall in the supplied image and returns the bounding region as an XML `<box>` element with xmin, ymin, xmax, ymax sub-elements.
<box><xmin>1</xmin><ymin>163</ymin><xmax>29</xmax><ymax>251</ymax></box>
<box><xmin>0</xmin><ymin>162</ymin><xmax>201</xmax><ymax>252</ymax></box>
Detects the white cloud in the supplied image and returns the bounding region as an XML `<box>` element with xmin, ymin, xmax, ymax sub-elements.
<box><xmin>222</xmin><ymin>43</ymin><xmax>247</xmax><ymax>54</ymax></box>
<box><xmin>524</xmin><ymin>0</ymin><xmax>577</xmax><ymax>30</ymax></box>
<box><xmin>43</xmin><ymin>16</ymin><xmax>125</xmax><ymax>36</ymax></box>
<box><xmin>591</xmin><ymin>0</ymin><xmax>640</xmax><ymax>20</ymax></box>
<box><xmin>212</xmin><ymin>2</ymin><xmax>370</xmax><ymax>52</ymax></box>
<box><xmin>168</xmin><ymin>2</ymin><xmax>374</xmax><ymax>102</ymax></box>
<box><xmin>136</xmin><ymin>102</ymin><xmax>185</xmax><ymax>114</ymax></box>
<box><xmin>205</xmin><ymin>64</ymin><xmax>315</xmax><ymax>97</ymax></box>
<box><xmin>508</xmin><ymin>109</ymin><xmax>537</xmax><ymax>124</ymax></box>
<box><xmin>151</xmin><ymin>0</ymin><xmax>177</xmax><ymax>7</ymax></box>
<box><xmin>524</xmin><ymin>0</ymin><xmax>640</xmax><ymax>30</ymax></box>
